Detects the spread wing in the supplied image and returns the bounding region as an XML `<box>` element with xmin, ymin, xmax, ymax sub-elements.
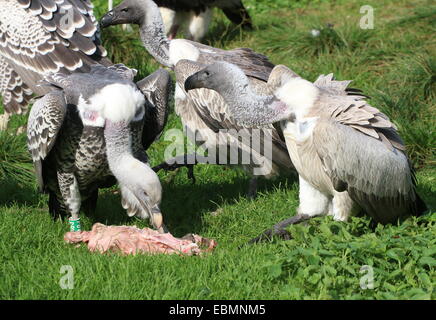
<box><xmin>0</xmin><ymin>56</ymin><xmax>33</xmax><ymax>114</ymax></box>
<box><xmin>0</xmin><ymin>0</ymin><xmax>109</xmax><ymax>94</ymax></box>
<box><xmin>136</xmin><ymin>69</ymin><xmax>173</xmax><ymax>150</ymax></box>
<box><xmin>27</xmin><ymin>90</ymin><xmax>67</xmax><ymax>191</ymax></box>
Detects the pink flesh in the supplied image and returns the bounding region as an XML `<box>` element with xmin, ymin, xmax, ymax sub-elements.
<box><xmin>64</xmin><ymin>223</ymin><xmax>217</xmax><ymax>256</ymax></box>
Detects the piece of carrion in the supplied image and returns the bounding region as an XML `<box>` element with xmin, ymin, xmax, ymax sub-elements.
<box><xmin>64</xmin><ymin>223</ymin><xmax>217</xmax><ymax>256</ymax></box>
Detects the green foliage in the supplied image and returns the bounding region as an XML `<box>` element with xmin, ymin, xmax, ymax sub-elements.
<box><xmin>0</xmin><ymin>131</ymin><xmax>34</xmax><ymax>186</ymax></box>
<box><xmin>264</xmin><ymin>215</ymin><xmax>435</xmax><ymax>299</ymax></box>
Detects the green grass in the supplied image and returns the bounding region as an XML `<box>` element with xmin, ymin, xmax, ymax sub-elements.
<box><xmin>0</xmin><ymin>0</ymin><xmax>435</xmax><ymax>299</ymax></box>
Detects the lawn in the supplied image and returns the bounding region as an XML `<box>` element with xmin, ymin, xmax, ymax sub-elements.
<box><xmin>0</xmin><ymin>0</ymin><xmax>434</xmax><ymax>299</ymax></box>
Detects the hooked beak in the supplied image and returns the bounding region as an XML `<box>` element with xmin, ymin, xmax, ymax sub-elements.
<box><xmin>184</xmin><ymin>72</ymin><xmax>204</xmax><ymax>92</ymax></box>
<box><xmin>100</xmin><ymin>10</ymin><xmax>120</xmax><ymax>28</ymax></box>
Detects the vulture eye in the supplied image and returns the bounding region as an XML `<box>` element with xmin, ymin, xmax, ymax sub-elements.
<box><xmin>121</xmin><ymin>8</ymin><xmax>129</xmax><ymax>12</ymax></box>
<box><xmin>204</xmin><ymin>71</ymin><xmax>210</xmax><ymax>77</ymax></box>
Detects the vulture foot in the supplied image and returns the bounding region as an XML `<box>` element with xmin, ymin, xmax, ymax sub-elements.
<box><xmin>153</xmin><ymin>153</ymin><xmax>207</xmax><ymax>184</ymax></box>
<box><xmin>246</xmin><ymin>214</ymin><xmax>312</xmax><ymax>245</ymax></box>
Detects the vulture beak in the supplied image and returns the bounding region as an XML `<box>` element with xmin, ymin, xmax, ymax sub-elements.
<box><xmin>100</xmin><ymin>10</ymin><xmax>120</xmax><ymax>28</ymax></box>
<box><xmin>184</xmin><ymin>72</ymin><xmax>206</xmax><ymax>92</ymax></box>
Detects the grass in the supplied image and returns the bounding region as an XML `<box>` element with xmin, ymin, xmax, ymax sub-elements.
<box><xmin>0</xmin><ymin>0</ymin><xmax>435</xmax><ymax>299</ymax></box>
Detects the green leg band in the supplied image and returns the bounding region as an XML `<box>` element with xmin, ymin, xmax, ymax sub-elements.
<box><xmin>68</xmin><ymin>217</ymin><xmax>81</xmax><ymax>232</ymax></box>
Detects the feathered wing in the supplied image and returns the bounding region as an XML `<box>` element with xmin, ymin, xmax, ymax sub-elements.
<box><xmin>0</xmin><ymin>0</ymin><xmax>110</xmax><ymax>96</ymax></box>
<box><xmin>89</xmin><ymin>63</ymin><xmax>137</xmax><ymax>81</ymax></box>
<box><xmin>311</xmin><ymin>96</ymin><xmax>425</xmax><ymax>223</ymax></box>
<box><xmin>312</xmin><ymin>78</ymin><xmax>405</xmax><ymax>152</ymax></box>
<box><xmin>27</xmin><ymin>90</ymin><xmax>67</xmax><ymax>191</ymax></box>
<box><xmin>0</xmin><ymin>56</ymin><xmax>33</xmax><ymax>114</ymax></box>
<box><xmin>136</xmin><ymin>69</ymin><xmax>173</xmax><ymax>150</ymax></box>
<box><xmin>187</xmin><ymin>41</ymin><xmax>274</xmax><ymax>82</ymax></box>
<box><xmin>155</xmin><ymin>0</ymin><xmax>252</xmax><ymax>27</ymax></box>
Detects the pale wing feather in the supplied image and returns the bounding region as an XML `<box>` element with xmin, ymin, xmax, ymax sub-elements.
<box><xmin>27</xmin><ymin>90</ymin><xmax>67</xmax><ymax>191</ymax></box>
<box><xmin>0</xmin><ymin>0</ymin><xmax>109</xmax><ymax>96</ymax></box>
<box><xmin>267</xmin><ymin>64</ymin><xmax>301</xmax><ymax>91</ymax></box>
<box><xmin>312</xmin><ymin>79</ymin><xmax>404</xmax><ymax>151</ymax></box>
<box><xmin>136</xmin><ymin>69</ymin><xmax>173</xmax><ymax>150</ymax></box>
<box><xmin>0</xmin><ymin>56</ymin><xmax>33</xmax><ymax>114</ymax></box>
<box><xmin>312</xmin><ymin>119</ymin><xmax>418</xmax><ymax>223</ymax></box>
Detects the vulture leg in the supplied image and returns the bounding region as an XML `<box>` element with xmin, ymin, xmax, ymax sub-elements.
<box><xmin>152</xmin><ymin>153</ymin><xmax>210</xmax><ymax>184</ymax></box>
<box><xmin>48</xmin><ymin>191</ymin><xmax>69</xmax><ymax>221</ymax></box>
<box><xmin>57</xmin><ymin>172</ymin><xmax>82</xmax><ymax>231</ymax></box>
<box><xmin>246</xmin><ymin>214</ymin><xmax>312</xmax><ymax>245</ymax></box>
<box><xmin>168</xmin><ymin>24</ymin><xmax>180</xmax><ymax>40</ymax></box>
<box><xmin>247</xmin><ymin>177</ymin><xmax>258</xmax><ymax>199</ymax></box>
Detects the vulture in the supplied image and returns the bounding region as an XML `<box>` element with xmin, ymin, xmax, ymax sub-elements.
<box><xmin>27</xmin><ymin>64</ymin><xmax>172</xmax><ymax>232</ymax></box>
<box><xmin>155</xmin><ymin>0</ymin><xmax>253</xmax><ymax>42</ymax></box>
<box><xmin>183</xmin><ymin>61</ymin><xmax>427</xmax><ymax>241</ymax></box>
<box><xmin>0</xmin><ymin>0</ymin><xmax>110</xmax><ymax>130</ymax></box>
<box><xmin>100</xmin><ymin>0</ymin><xmax>294</xmax><ymax>197</ymax></box>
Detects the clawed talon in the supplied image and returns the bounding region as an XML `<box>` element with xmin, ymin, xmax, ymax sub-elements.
<box><xmin>244</xmin><ymin>214</ymin><xmax>312</xmax><ymax>246</ymax></box>
<box><xmin>247</xmin><ymin>227</ymin><xmax>291</xmax><ymax>245</ymax></box>
<box><xmin>153</xmin><ymin>153</ymin><xmax>203</xmax><ymax>184</ymax></box>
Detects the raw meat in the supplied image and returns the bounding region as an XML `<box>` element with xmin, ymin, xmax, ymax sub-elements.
<box><xmin>64</xmin><ymin>223</ymin><xmax>217</xmax><ymax>256</ymax></box>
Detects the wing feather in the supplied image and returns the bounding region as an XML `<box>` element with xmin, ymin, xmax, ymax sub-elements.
<box><xmin>0</xmin><ymin>0</ymin><xmax>110</xmax><ymax>98</ymax></box>
<box><xmin>0</xmin><ymin>56</ymin><xmax>33</xmax><ymax>114</ymax></box>
<box><xmin>136</xmin><ymin>69</ymin><xmax>173</xmax><ymax>150</ymax></box>
<box><xmin>312</xmin><ymin>119</ymin><xmax>420</xmax><ymax>223</ymax></box>
<box><xmin>27</xmin><ymin>90</ymin><xmax>67</xmax><ymax>191</ymax></box>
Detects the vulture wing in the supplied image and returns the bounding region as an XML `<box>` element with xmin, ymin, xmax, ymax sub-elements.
<box><xmin>0</xmin><ymin>0</ymin><xmax>110</xmax><ymax>95</ymax></box>
<box><xmin>27</xmin><ymin>90</ymin><xmax>67</xmax><ymax>191</ymax></box>
<box><xmin>312</xmin><ymin>118</ymin><xmax>423</xmax><ymax>223</ymax></box>
<box><xmin>0</xmin><ymin>56</ymin><xmax>33</xmax><ymax>114</ymax></box>
<box><xmin>136</xmin><ymin>69</ymin><xmax>173</xmax><ymax>150</ymax></box>
<box><xmin>185</xmin><ymin>40</ymin><xmax>274</xmax><ymax>82</ymax></box>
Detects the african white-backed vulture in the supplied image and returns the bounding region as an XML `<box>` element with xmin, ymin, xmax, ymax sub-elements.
<box><xmin>100</xmin><ymin>0</ymin><xmax>294</xmax><ymax>197</ymax></box>
<box><xmin>183</xmin><ymin>62</ymin><xmax>427</xmax><ymax>241</ymax></box>
<box><xmin>27</xmin><ymin>64</ymin><xmax>172</xmax><ymax>232</ymax></box>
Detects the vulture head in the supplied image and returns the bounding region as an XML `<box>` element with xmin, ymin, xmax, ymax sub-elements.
<box><xmin>183</xmin><ymin>61</ymin><xmax>294</xmax><ymax>126</ymax></box>
<box><xmin>101</xmin><ymin>0</ymin><xmax>153</xmax><ymax>28</ymax></box>
<box><xmin>184</xmin><ymin>61</ymin><xmax>249</xmax><ymax>94</ymax></box>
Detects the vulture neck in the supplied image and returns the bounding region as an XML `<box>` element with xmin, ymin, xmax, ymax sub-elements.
<box><xmin>138</xmin><ymin>1</ymin><xmax>172</xmax><ymax>68</ymax></box>
<box><xmin>218</xmin><ymin>86</ymin><xmax>290</xmax><ymax>127</ymax></box>
<box><xmin>104</xmin><ymin>121</ymin><xmax>136</xmax><ymax>177</ymax></box>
